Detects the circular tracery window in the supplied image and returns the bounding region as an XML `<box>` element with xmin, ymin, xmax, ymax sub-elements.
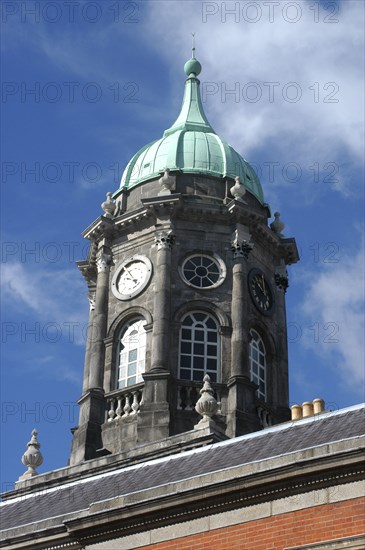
<box><xmin>180</xmin><ymin>254</ymin><xmax>226</xmax><ymax>289</ymax></box>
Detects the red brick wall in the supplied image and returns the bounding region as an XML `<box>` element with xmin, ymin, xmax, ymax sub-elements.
<box><xmin>140</xmin><ymin>497</ymin><xmax>365</xmax><ymax>550</ymax></box>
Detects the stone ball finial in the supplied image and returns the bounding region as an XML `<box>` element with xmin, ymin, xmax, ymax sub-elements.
<box><xmin>195</xmin><ymin>374</ymin><xmax>218</xmax><ymax>423</ymax></box>
<box><xmin>270</xmin><ymin>212</ymin><xmax>285</xmax><ymax>237</ymax></box>
<box><xmin>19</xmin><ymin>429</ymin><xmax>43</xmax><ymax>481</ymax></box>
<box><xmin>230</xmin><ymin>176</ymin><xmax>246</xmax><ymax>201</ymax></box>
<box><xmin>101</xmin><ymin>192</ymin><xmax>115</xmax><ymax>218</ymax></box>
<box><xmin>158</xmin><ymin>168</ymin><xmax>174</xmax><ymax>196</ymax></box>
<box><xmin>184</xmin><ymin>57</ymin><xmax>202</xmax><ymax>77</ymax></box>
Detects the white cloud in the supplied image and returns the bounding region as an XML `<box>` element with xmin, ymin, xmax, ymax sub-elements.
<box><xmin>1</xmin><ymin>262</ymin><xmax>88</xmax><ymax>345</ymax></box>
<box><xmin>300</xmin><ymin>235</ymin><xmax>365</xmax><ymax>387</ymax></box>
<box><xmin>143</xmin><ymin>0</ymin><xmax>364</xmax><ymax>197</ymax></box>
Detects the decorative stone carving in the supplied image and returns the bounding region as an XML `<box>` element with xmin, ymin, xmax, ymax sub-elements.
<box><xmin>230</xmin><ymin>176</ymin><xmax>246</xmax><ymax>201</ymax></box>
<box><xmin>270</xmin><ymin>212</ymin><xmax>285</xmax><ymax>238</ymax></box>
<box><xmin>18</xmin><ymin>429</ymin><xmax>43</xmax><ymax>481</ymax></box>
<box><xmin>154</xmin><ymin>229</ymin><xmax>175</xmax><ymax>250</ymax></box>
<box><xmin>96</xmin><ymin>253</ymin><xmax>112</xmax><ymax>273</ymax></box>
<box><xmin>195</xmin><ymin>375</ymin><xmax>218</xmax><ymax>424</ymax></box>
<box><xmin>101</xmin><ymin>192</ymin><xmax>116</xmax><ymax>218</ymax></box>
<box><xmin>275</xmin><ymin>271</ymin><xmax>289</xmax><ymax>292</ymax></box>
<box><xmin>158</xmin><ymin>168</ymin><xmax>174</xmax><ymax>196</ymax></box>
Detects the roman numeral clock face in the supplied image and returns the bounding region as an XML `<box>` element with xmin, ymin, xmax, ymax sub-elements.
<box><xmin>248</xmin><ymin>269</ymin><xmax>275</xmax><ymax>315</ymax></box>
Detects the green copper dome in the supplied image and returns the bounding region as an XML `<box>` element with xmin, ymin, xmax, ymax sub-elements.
<box><xmin>117</xmin><ymin>56</ymin><xmax>264</xmax><ymax>205</ymax></box>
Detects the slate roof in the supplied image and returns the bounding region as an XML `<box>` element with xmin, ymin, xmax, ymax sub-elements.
<box><xmin>1</xmin><ymin>404</ymin><xmax>364</xmax><ymax>534</ymax></box>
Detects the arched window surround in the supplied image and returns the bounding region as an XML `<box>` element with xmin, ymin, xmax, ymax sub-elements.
<box><xmin>105</xmin><ymin>307</ymin><xmax>153</xmax><ymax>392</ymax></box>
<box><xmin>116</xmin><ymin>317</ymin><xmax>147</xmax><ymax>389</ymax></box>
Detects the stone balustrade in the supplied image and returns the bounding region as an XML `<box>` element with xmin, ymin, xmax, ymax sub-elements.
<box><xmin>177</xmin><ymin>381</ymin><xmax>224</xmax><ymax>414</ymax></box>
<box><xmin>106</xmin><ymin>384</ymin><xmax>143</xmax><ymax>422</ymax></box>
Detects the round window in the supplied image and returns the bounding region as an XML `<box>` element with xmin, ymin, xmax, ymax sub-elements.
<box><xmin>180</xmin><ymin>254</ymin><xmax>226</xmax><ymax>289</ymax></box>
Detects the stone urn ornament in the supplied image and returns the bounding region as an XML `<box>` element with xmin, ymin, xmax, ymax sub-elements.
<box><xmin>270</xmin><ymin>212</ymin><xmax>285</xmax><ymax>237</ymax></box>
<box><xmin>19</xmin><ymin>429</ymin><xmax>43</xmax><ymax>480</ymax></box>
<box><xmin>158</xmin><ymin>168</ymin><xmax>174</xmax><ymax>195</ymax></box>
<box><xmin>195</xmin><ymin>374</ymin><xmax>218</xmax><ymax>425</ymax></box>
<box><xmin>101</xmin><ymin>192</ymin><xmax>116</xmax><ymax>218</ymax></box>
<box><xmin>230</xmin><ymin>176</ymin><xmax>246</xmax><ymax>201</ymax></box>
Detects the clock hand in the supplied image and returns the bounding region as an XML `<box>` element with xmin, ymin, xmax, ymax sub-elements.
<box><xmin>261</xmin><ymin>274</ymin><xmax>268</xmax><ymax>297</ymax></box>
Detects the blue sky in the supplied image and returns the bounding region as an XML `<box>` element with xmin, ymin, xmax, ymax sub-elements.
<box><xmin>1</xmin><ymin>0</ymin><xmax>364</xmax><ymax>490</ymax></box>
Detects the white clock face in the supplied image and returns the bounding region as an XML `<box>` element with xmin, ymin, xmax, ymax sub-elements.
<box><xmin>111</xmin><ymin>256</ymin><xmax>152</xmax><ymax>300</ymax></box>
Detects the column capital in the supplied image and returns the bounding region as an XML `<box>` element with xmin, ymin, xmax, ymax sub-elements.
<box><xmin>154</xmin><ymin>229</ymin><xmax>175</xmax><ymax>250</ymax></box>
<box><xmin>96</xmin><ymin>252</ymin><xmax>112</xmax><ymax>273</ymax></box>
<box><xmin>275</xmin><ymin>271</ymin><xmax>289</xmax><ymax>292</ymax></box>
<box><xmin>231</xmin><ymin>239</ymin><xmax>254</xmax><ymax>260</ymax></box>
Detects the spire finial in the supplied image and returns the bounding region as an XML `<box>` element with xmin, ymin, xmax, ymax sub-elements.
<box><xmin>191</xmin><ymin>32</ymin><xmax>196</xmax><ymax>58</ymax></box>
<box><xmin>184</xmin><ymin>34</ymin><xmax>201</xmax><ymax>77</ymax></box>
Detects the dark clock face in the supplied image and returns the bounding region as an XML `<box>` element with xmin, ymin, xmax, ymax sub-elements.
<box><xmin>248</xmin><ymin>269</ymin><xmax>275</xmax><ymax>315</ymax></box>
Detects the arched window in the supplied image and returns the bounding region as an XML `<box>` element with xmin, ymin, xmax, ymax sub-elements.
<box><xmin>117</xmin><ymin>318</ymin><xmax>146</xmax><ymax>388</ymax></box>
<box><xmin>179</xmin><ymin>312</ymin><xmax>220</xmax><ymax>382</ymax></box>
<box><xmin>249</xmin><ymin>329</ymin><xmax>266</xmax><ymax>400</ymax></box>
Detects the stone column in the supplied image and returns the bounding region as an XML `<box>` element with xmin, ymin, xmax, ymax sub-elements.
<box><xmin>274</xmin><ymin>263</ymin><xmax>290</xmax><ymax>423</ymax></box>
<box><xmin>227</xmin><ymin>225</ymin><xmax>259</xmax><ymax>437</ymax></box>
<box><xmin>150</xmin><ymin>229</ymin><xmax>175</xmax><ymax>372</ymax></box>
<box><xmin>70</xmin><ymin>247</ymin><xmax>111</xmax><ymax>465</ymax></box>
<box><xmin>230</xmin><ymin>233</ymin><xmax>253</xmax><ymax>378</ymax></box>
<box><xmin>137</xmin><ymin>229</ymin><xmax>174</xmax><ymax>444</ymax></box>
<box><xmin>87</xmin><ymin>250</ymin><xmax>111</xmax><ymax>388</ymax></box>
<box><xmin>81</xmin><ymin>289</ymin><xmax>96</xmax><ymax>394</ymax></box>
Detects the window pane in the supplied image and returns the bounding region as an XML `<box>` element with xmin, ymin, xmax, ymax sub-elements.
<box><xmin>194</xmin><ymin>343</ymin><xmax>204</xmax><ymax>355</ymax></box>
<box><xmin>206</xmin><ymin>318</ymin><xmax>216</xmax><ymax>329</ymax></box>
<box><xmin>180</xmin><ymin>369</ymin><xmax>191</xmax><ymax>380</ymax></box>
<box><xmin>207</xmin><ymin>345</ymin><xmax>217</xmax><ymax>356</ymax></box>
<box><xmin>128</xmin><ymin>349</ymin><xmax>137</xmax><ymax>362</ymax></box>
<box><xmin>181</xmin><ymin>329</ymin><xmax>191</xmax><ymax>340</ymax></box>
<box><xmin>181</xmin><ymin>342</ymin><xmax>191</xmax><ymax>354</ymax></box>
<box><xmin>207</xmin><ymin>332</ymin><xmax>217</xmax><ymax>342</ymax></box>
<box><xmin>128</xmin><ymin>363</ymin><xmax>137</xmax><ymax>376</ymax></box>
<box><xmin>193</xmin><ymin>370</ymin><xmax>204</xmax><ymax>381</ymax></box>
<box><xmin>194</xmin><ymin>313</ymin><xmax>206</xmax><ymax>322</ymax></box>
<box><xmin>193</xmin><ymin>357</ymin><xmax>204</xmax><ymax>368</ymax></box>
<box><xmin>180</xmin><ymin>355</ymin><xmax>191</xmax><ymax>368</ymax></box>
<box><xmin>183</xmin><ymin>316</ymin><xmax>193</xmax><ymax>327</ymax></box>
<box><xmin>207</xmin><ymin>358</ymin><xmax>217</xmax><ymax>370</ymax></box>
<box><xmin>128</xmin><ymin>376</ymin><xmax>136</xmax><ymax>386</ymax></box>
<box><xmin>208</xmin><ymin>372</ymin><xmax>217</xmax><ymax>382</ymax></box>
<box><xmin>195</xmin><ymin>330</ymin><xmax>204</xmax><ymax>341</ymax></box>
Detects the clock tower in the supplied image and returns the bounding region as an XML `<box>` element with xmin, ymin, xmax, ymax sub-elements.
<box><xmin>70</xmin><ymin>54</ymin><xmax>299</xmax><ymax>465</ymax></box>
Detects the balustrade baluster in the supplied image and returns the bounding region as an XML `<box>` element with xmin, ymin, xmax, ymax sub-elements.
<box><xmin>131</xmin><ymin>391</ymin><xmax>139</xmax><ymax>414</ymax></box>
<box><xmin>116</xmin><ymin>396</ymin><xmax>123</xmax><ymax>418</ymax></box>
<box><xmin>108</xmin><ymin>399</ymin><xmax>116</xmax><ymax>422</ymax></box>
<box><xmin>123</xmin><ymin>394</ymin><xmax>131</xmax><ymax>416</ymax></box>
